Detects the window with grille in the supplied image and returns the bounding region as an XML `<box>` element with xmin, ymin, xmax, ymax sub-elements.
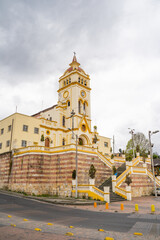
<box><xmin>23</xmin><ymin>125</ymin><xmax>28</xmax><ymax>132</ymax></box>
<box><xmin>22</xmin><ymin>140</ymin><xmax>27</xmax><ymax>147</ymax></box>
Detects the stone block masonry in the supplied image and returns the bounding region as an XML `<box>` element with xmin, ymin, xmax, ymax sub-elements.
<box><xmin>0</xmin><ymin>151</ymin><xmax>112</xmax><ymax>196</ymax></box>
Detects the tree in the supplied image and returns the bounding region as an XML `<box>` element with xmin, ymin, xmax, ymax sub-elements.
<box><xmin>112</xmin><ymin>166</ymin><xmax>117</xmax><ymax>175</ymax></box>
<box><xmin>153</xmin><ymin>152</ymin><xmax>160</xmax><ymax>159</ymax></box>
<box><xmin>72</xmin><ymin>170</ymin><xmax>76</xmax><ymax>180</ymax></box>
<box><xmin>89</xmin><ymin>164</ymin><xmax>96</xmax><ymax>179</ymax></box>
<box><xmin>125</xmin><ymin>174</ymin><xmax>132</xmax><ymax>186</ymax></box>
<box><xmin>126</xmin><ymin>132</ymin><xmax>149</xmax><ymax>158</ymax></box>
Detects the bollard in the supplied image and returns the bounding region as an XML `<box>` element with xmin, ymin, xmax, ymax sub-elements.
<box><xmin>121</xmin><ymin>203</ymin><xmax>124</xmax><ymax>211</ymax></box>
<box><xmin>151</xmin><ymin>204</ymin><xmax>155</xmax><ymax>213</ymax></box>
<box><xmin>106</xmin><ymin>202</ymin><xmax>109</xmax><ymax>210</ymax></box>
<box><xmin>135</xmin><ymin>204</ymin><xmax>139</xmax><ymax>211</ymax></box>
<box><xmin>94</xmin><ymin>202</ymin><xmax>97</xmax><ymax>208</ymax></box>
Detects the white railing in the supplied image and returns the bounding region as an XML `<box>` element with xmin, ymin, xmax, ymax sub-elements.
<box><xmin>132</xmin><ymin>156</ymin><xmax>141</xmax><ymax>166</ymax></box>
<box><xmin>92</xmin><ymin>186</ymin><xmax>104</xmax><ymax>198</ymax></box>
<box><xmin>14</xmin><ymin>144</ymin><xmax>98</xmax><ymax>155</ymax></box>
<box><xmin>131</xmin><ymin>166</ymin><xmax>147</xmax><ymax>174</ymax></box>
<box><xmin>147</xmin><ymin>169</ymin><xmax>160</xmax><ymax>186</ymax></box>
<box><xmin>72</xmin><ymin>184</ymin><xmax>110</xmax><ymax>202</ymax></box>
<box><xmin>115</xmin><ymin>186</ymin><xmax>127</xmax><ymax>199</ymax></box>
<box><xmin>97</xmin><ymin>151</ymin><xmax>112</xmax><ymax>169</ymax></box>
<box><xmin>116</xmin><ymin>167</ymin><xmax>131</xmax><ymax>187</ymax></box>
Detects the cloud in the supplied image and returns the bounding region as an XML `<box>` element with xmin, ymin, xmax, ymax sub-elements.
<box><xmin>0</xmin><ymin>0</ymin><xmax>160</xmax><ymax>152</ymax></box>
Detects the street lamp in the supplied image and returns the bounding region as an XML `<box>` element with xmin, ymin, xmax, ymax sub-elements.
<box><xmin>148</xmin><ymin>130</ymin><xmax>159</xmax><ymax>197</ymax></box>
<box><xmin>68</xmin><ymin>127</ymin><xmax>78</xmax><ymax>198</ymax></box>
<box><xmin>70</xmin><ymin>109</ymin><xmax>75</xmax><ymax>139</ymax></box>
<box><xmin>128</xmin><ymin>128</ymin><xmax>135</xmax><ymax>159</ymax></box>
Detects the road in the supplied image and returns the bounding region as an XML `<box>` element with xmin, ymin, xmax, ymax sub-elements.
<box><xmin>0</xmin><ymin>192</ymin><xmax>160</xmax><ymax>239</ymax></box>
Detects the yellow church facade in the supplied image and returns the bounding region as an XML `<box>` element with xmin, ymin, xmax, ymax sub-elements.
<box><xmin>0</xmin><ymin>55</ymin><xmax>111</xmax><ymax>156</ymax></box>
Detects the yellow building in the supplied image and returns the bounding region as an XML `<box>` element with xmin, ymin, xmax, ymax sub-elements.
<box><xmin>0</xmin><ymin>55</ymin><xmax>111</xmax><ymax>155</ymax></box>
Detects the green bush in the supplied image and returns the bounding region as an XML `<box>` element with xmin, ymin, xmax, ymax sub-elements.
<box><xmin>89</xmin><ymin>164</ymin><xmax>96</xmax><ymax>179</ymax></box>
<box><xmin>72</xmin><ymin>170</ymin><xmax>76</xmax><ymax>180</ymax></box>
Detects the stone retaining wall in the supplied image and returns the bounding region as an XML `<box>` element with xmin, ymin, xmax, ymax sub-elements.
<box><xmin>0</xmin><ymin>151</ymin><xmax>112</xmax><ymax>196</ymax></box>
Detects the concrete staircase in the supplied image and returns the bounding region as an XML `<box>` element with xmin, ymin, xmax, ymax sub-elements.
<box><xmin>98</xmin><ymin>163</ymin><xmax>127</xmax><ymax>202</ymax></box>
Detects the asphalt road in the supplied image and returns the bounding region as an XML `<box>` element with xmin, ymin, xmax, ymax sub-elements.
<box><xmin>0</xmin><ymin>192</ymin><xmax>159</xmax><ymax>234</ymax></box>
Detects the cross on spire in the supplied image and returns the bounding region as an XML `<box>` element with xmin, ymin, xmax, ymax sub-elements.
<box><xmin>72</xmin><ymin>52</ymin><xmax>77</xmax><ymax>62</ymax></box>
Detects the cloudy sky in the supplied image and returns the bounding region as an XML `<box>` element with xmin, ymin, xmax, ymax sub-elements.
<box><xmin>0</xmin><ymin>0</ymin><xmax>160</xmax><ymax>153</ymax></box>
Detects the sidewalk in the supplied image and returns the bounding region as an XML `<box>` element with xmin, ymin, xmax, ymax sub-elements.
<box><xmin>68</xmin><ymin>196</ymin><xmax>160</xmax><ymax>215</ymax></box>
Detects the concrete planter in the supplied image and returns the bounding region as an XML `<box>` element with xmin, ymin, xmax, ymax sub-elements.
<box><xmin>92</xmin><ymin>144</ymin><xmax>97</xmax><ymax>149</ymax></box>
<box><xmin>126</xmin><ymin>185</ymin><xmax>132</xmax><ymax>201</ymax></box>
<box><xmin>72</xmin><ymin>179</ymin><xmax>76</xmax><ymax>186</ymax></box>
<box><xmin>89</xmin><ymin>179</ymin><xmax>95</xmax><ymax>185</ymax></box>
<box><xmin>104</xmin><ymin>186</ymin><xmax>110</xmax><ymax>203</ymax></box>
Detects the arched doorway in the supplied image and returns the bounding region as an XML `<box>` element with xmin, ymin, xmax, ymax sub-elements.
<box><xmin>45</xmin><ymin>138</ymin><xmax>50</xmax><ymax>147</ymax></box>
<box><xmin>78</xmin><ymin>134</ymin><xmax>90</xmax><ymax>146</ymax></box>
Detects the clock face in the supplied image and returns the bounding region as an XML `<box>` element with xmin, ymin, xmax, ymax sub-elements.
<box><xmin>81</xmin><ymin>91</ymin><xmax>86</xmax><ymax>97</ymax></box>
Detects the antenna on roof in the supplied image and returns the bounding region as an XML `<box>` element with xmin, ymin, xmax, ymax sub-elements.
<box><xmin>16</xmin><ymin>106</ymin><xmax>17</xmax><ymax>113</ymax></box>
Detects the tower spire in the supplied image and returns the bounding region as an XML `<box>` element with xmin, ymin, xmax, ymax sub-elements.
<box><xmin>72</xmin><ymin>52</ymin><xmax>77</xmax><ymax>62</ymax></box>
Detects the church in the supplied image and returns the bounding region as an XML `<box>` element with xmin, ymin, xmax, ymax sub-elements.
<box><xmin>0</xmin><ymin>55</ymin><xmax>159</xmax><ymax>200</ymax></box>
<box><xmin>0</xmin><ymin>54</ymin><xmax>111</xmax><ymax>156</ymax></box>
<box><xmin>0</xmin><ymin>55</ymin><xmax>112</xmax><ymax>196</ymax></box>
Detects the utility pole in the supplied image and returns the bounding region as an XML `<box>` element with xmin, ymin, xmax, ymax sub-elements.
<box><xmin>75</xmin><ymin>134</ymin><xmax>78</xmax><ymax>198</ymax></box>
<box><xmin>149</xmin><ymin>130</ymin><xmax>159</xmax><ymax>197</ymax></box>
<box><xmin>69</xmin><ymin>109</ymin><xmax>78</xmax><ymax>198</ymax></box>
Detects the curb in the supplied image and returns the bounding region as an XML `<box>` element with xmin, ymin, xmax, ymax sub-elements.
<box><xmin>0</xmin><ymin>190</ymin><xmax>105</xmax><ymax>206</ymax></box>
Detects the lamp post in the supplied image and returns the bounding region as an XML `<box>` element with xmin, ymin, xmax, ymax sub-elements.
<box><xmin>148</xmin><ymin>130</ymin><xmax>159</xmax><ymax>197</ymax></box>
<box><xmin>128</xmin><ymin>128</ymin><xmax>135</xmax><ymax>159</ymax></box>
<box><xmin>69</xmin><ymin>130</ymin><xmax>78</xmax><ymax>198</ymax></box>
<box><xmin>70</xmin><ymin>109</ymin><xmax>75</xmax><ymax>139</ymax></box>
<box><xmin>68</xmin><ymin>109</ymin><xmax>78</xmax><ymax>198</ymax></box>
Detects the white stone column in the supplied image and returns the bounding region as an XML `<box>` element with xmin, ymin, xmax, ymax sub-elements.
<box><xmin>126</xmin><ymin>186</ymin><xmax>132</xmax><ymax>201</ymax></box>
<box><xmin>89</xmin><ymin>179</ymin><xmax>95</xmax><ymax>192</ymax></box>
<box><xmin>72</xmin><ymin>179</ymin><xmax>76</xmax><ymax>186</ymax></box>
<box><xmin>112</xmin><ymin>175</ymin><xmax>116</xmax><ymax>192</ymax></box>
<box><xmin>89</xmin><ymin>179</ymin><xmax>95</xmax><ymax>185</ymax></box>
<box><xmin>104</xmin><ymin>186</ymin><xmax>110</xmax><ymax>203</ymax></box>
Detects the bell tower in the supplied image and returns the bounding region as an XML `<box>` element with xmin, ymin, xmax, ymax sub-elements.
<box><xmin>57</xmin><ymin>54</ymin><xmax>91</xmax><ymax>132</ymax></box>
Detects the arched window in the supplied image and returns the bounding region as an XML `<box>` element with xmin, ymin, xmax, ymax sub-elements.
<box><xmin>78</xmin><ymin>100</ymin><xmax>81</xmax><ymax>114</ymax></box>
<box><xmin>69</xmin><ymin>78</ymin><xmax>71</xmax><ymax>84</ymax></box>
<box><xmin>78</xmin><ymin>77</ymin><xmax>80</xmax><ymax>83</ymax></box>
<box><xmin>64</xmin><ymin>81</ymin><xmax>65</xmax><ymax>86</ymax></box>
<box><xmin>62</xmin><ymin>138</ymin><xmax>65</xmax><ymax>145</ymax></box>
<box><xmin>62</xmin><ymin>116</ymin><xmax>65</xmax><ymax>127</ymax></box>
<box><xmin>81</xmin><ymin>79</ymin><xmax>83</xmax><ymax>84</ymax></box>
<box><xmin>66</xmin><ymin>79</ymin><xmax>68</xmax><ymax>85</ymax></box>
<box><xmin>68</xmin><ymin>101</ymin><xmax>70</xmax><ymax>107</ymax></box>
<box><xmin>84</xmin><ymin>80</ymin><xmax>87</xmax><ymax>86</ymax></box>
<box><xmin>83</xmin><ymin>102</ymin><xmax>86</xmax><ymax>115</ymax></box>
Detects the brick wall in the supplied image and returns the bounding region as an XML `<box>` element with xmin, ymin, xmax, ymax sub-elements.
<box><xmin>0</xmin><ymin>151</ymin><xmax>112</xmax><ymax>196</ymax></box>
<box><xmin>120</xmin><ymin>174</ymin><xmax>154</xmax><ymax>197</ymax></box>
<box><xmin>0</xmin><ymin>151</ymin><xmax>11</xmax><ymax>188</ymax></box>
